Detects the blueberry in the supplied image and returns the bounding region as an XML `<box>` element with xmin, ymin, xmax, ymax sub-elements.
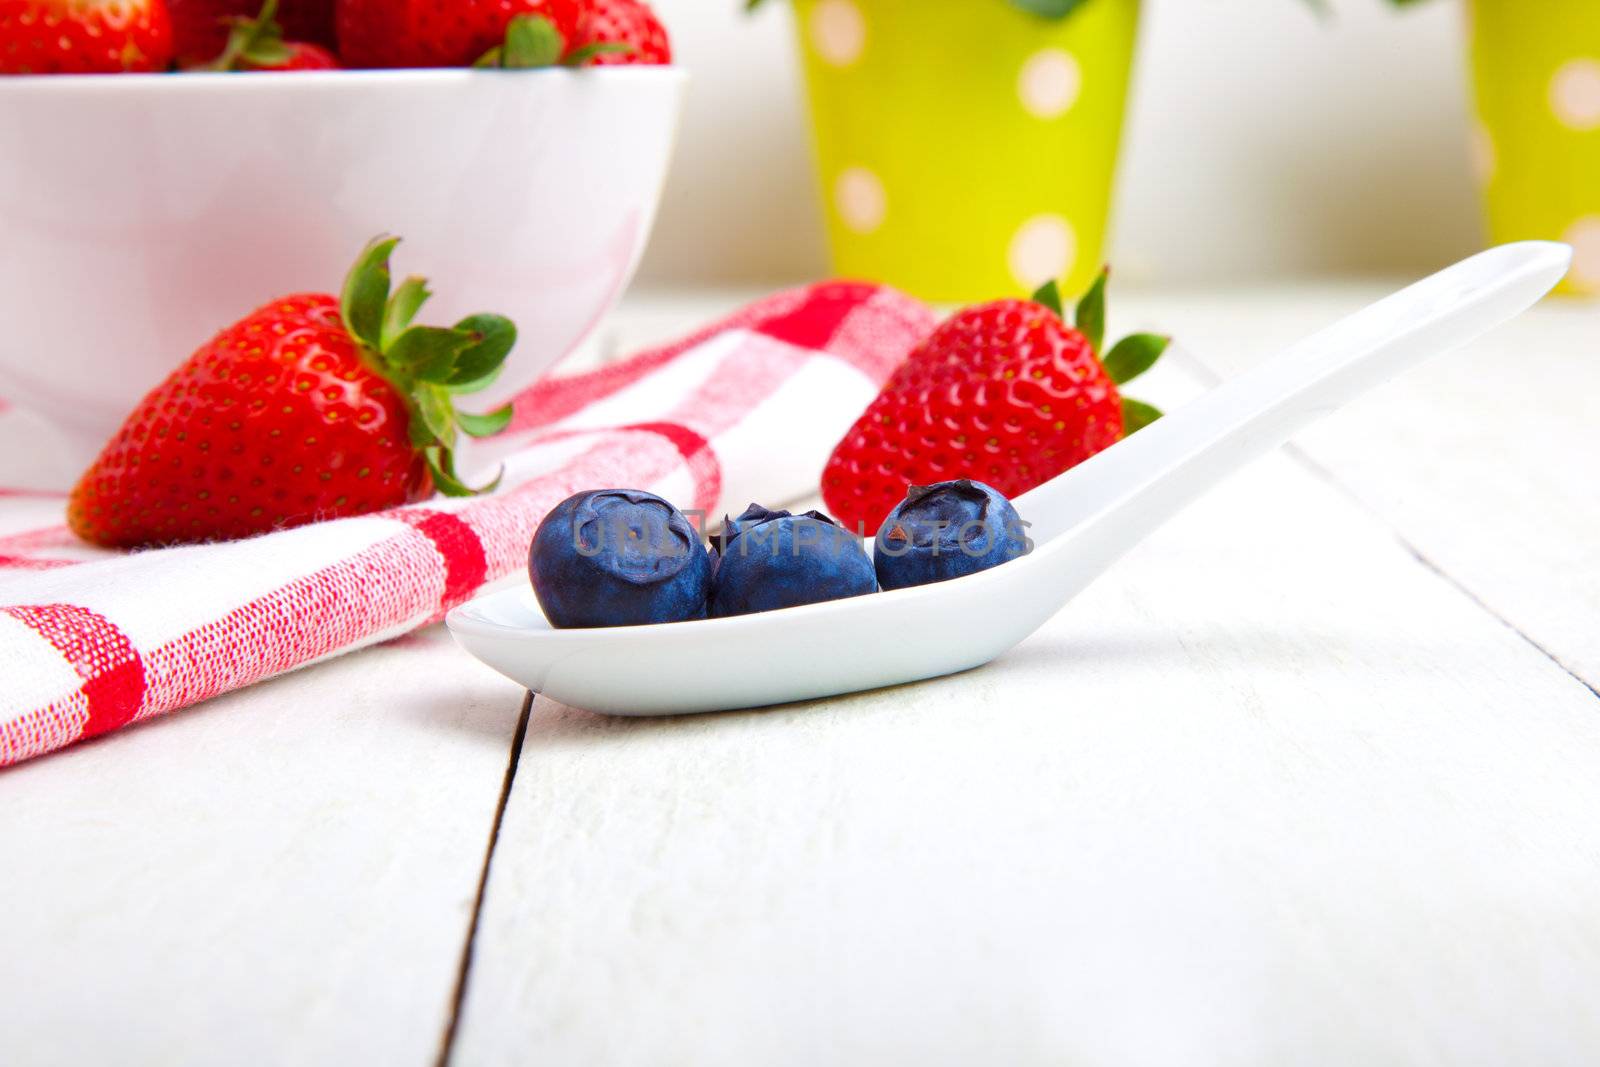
<box><xmin>710</xmin><ymin>504</ymin><xmax>877</xmax><ymax>617</ymax></box>
<box><xmin>529</xmin><ymin>489</ymin><xmax>712</xmax><ymax>628</ymax></box>
<box><xmin>873</xmin><ymin>480</ymin><xmax>1029</xmax><ymax>591</ymax></box>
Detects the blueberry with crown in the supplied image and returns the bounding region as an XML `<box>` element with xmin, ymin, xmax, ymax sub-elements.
<box><xmin>710</xmin><ymin>504</ymin><xmax>876</xmax><ymax>617</ymax></box>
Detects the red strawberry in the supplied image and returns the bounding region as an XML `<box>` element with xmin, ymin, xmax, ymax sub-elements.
<box><xmin>168</xmin><ymin>0</ymin><xmax>332</xmax><ymax>65</ymax></box>
<box><xmin>822</xmin><ymin>271</ymin><xmax>1169</xmax><ymax>534</ymax></box>
<box><xmin>0</xmin><ymin>0</ymin><xmax>174</xmax><ymax>74</ymax></box>
<box><xmin>203</xmin><ymin>0</ymin><xmax>337</xmax><ymax>69</ymax></box>
<box><xmin>335</xmin><ymin>0</ymin><xmax>584</xmax><ymax>69</ymax></box>
<box><xmin>68</xmin><ymin>237</ymin><xmax>517</xmax><ymax>549</ymax></box>
<box><xmin>570</xmin><ymin>0</ymin><xmax>669</xmax><ymax>65</ymax></box>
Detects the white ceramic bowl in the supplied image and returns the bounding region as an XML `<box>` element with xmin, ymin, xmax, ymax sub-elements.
<box><xmin>0</xmin><ymin>67</ymin><xmax>685</xmax><ymax>473</ymax></box>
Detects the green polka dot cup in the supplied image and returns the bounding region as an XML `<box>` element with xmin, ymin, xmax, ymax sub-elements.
<box><xmin>1469</xmin><ymin>1</ymin><xmax>1600</xmax><ymax>295</ymax></box>
<box><xmin>791</xmin><ymin>0</ymin><xmax>1140</xmax><ymax>303</ymax></box>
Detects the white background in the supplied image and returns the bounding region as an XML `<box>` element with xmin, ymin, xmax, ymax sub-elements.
<box><xmin>637</xmin><ymin>0</ymin><xmax>1482</xmax><ymax>287</ymax></box>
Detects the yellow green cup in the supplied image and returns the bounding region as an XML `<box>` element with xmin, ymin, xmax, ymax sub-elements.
<box><xmin>789</xmin><ymin>0</ymin><xmax>1141</xmax><ymax>303</ymax></box>
<box><xmin>1468</xmin><ymin>0</ymin><xmax>1600</xmax><ymax>295</ymax></box>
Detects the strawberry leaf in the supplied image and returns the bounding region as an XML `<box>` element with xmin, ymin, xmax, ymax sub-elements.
<box><xmin>1103</xmin><ymin>333</ymin><xmax>1170</xmax><ymax>386</ymax></box>
<box><xmin>563</xmin><ymin>41</ymin><xmax>634</xmax><ymax>65</ymax></box>
<box><xmin>443</xmin><ymin>367</ymin><xmax>506</xmax><ymax>396</ymax></box>
<box><xmin>504</xmin><ymin>14</ymin><xmax>564</xmax><ymax>66</ymax></box>
<box><xmin>334</xmin><ymin>237</ymin><xmax>520</xmax><ymax>501</ymax></box>
<box><xmin>424</xmin><ymin>448</ymin><xmax>503</xmax><ymax>498</ymax></box>
<box><xmin>479</xmin><ymin>13</ymin><xmax>564</xmax><ymax>68</ymax></box>
<box><xmin>1121</xmin><ymin>397</ymin><xmax>1163</xmax><ymax>436</ymax></box>
<box><xmin>456</xmin><ymin>404</ymin><xmax>515</xmax><ymax>439</ymax></box>
<box><xmin>1029</xmin><ymin>280</ymin><xmax>1065</xmax><ymax>318</ymax></box>
<box><xmin>446</xmin><ymin>314</ymin><xmax>517</xmax><ymax>390</ymax></box>
<box><xmin>424</xmin><ymin>449</ymin><xmax>477</xmax><ymax>497</ymax></box>
<box><xmin>208</xmin><ymin>0</ymin><xmax>290</xmax><ymax>70</ymax></box>
<box><xmin>386</xmin><ymin>326</ymin><xmax>472</xmax><ymax>382</ymax></box>
<box><xmin>415</xmin><ymin>386</ymin><xmax>457</xmax><ymax>449</ymax></box>
<box><xmin>405</xmin><ymin>398</ymin><xmax>436</xmax><ymax>448</ymax></box>
<box><xmin>382</xmin><ymin>276</ymin><xmax>431</xmax><ymax>349</ymax></box>
<box><xmin>260</xmin><ymin>43</ymin><xmax>294</xmax><ymax>66</ymax></box>
<box><xmin>1074</xmin><ymin>267</ymin><xmax>1108</xmax><ymax>353</ymax></box>
<box><xmin>341</xmin><ymin>235</ymin><xmax>399</xmax><ymax>350</ymax></box>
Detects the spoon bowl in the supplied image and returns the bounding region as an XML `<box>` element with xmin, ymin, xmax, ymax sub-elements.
<box><xmin>448</xmin><ymin>243</ymin><xmax>1572</xmax><ymax>715</ymax></box>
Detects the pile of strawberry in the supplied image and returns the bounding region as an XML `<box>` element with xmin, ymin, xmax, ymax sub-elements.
<box><xmin>0</xmin><ymin>0</ymin><xmax>669</xmax><ymax>75</ymax></box>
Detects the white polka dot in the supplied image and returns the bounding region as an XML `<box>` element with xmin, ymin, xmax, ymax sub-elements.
<box><xmin>1470</xmin><ymin>121</ymin><xmax>1495</xmax><ymax>185</ymax></box>
<box><xmin>1018</xmin><ymin>48</ymin><xmax>1081</xmax><ymax>120</ymax></box>
<box><xmin>1551</xmin><ymin>58</ymin><xmax>1600</xmax><ymax>130</ymax></box>
<box><xmin>1008</xmin><ymin>215</ymin><xmax>1076</xmax><ymax>290</ymax></box>
<box><xmin>835</xmin><ymin>167</ymin><xmax>886</xmax><ymax>233</ymax></box>
<box><xmin>810</xmin><ymin>0</ymin><xmax>865</xmax><ymax>67</ymax></box>
<box><xmin>1564</xmin><ymin>216</ymin><xmax>1600</xmax><ymax>291</ymax></box>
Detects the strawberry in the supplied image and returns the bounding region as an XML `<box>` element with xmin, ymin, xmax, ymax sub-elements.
<box><xmin>0</xmin><ymin>0</ymin><xmax>174</xmax><ymax>74</ymax></box>
<box><xmin>335</xmin><ymin>0</ymin><xmax>584</xmax><ymax>69</ymax></box>
<box><xmin>203</xmin><ymin>0</ymin><xmax>337</xmax><ymax>68</ymax></box>
<box><xmin>570</xmin><ymin>0</ymin><xmax>670</xmax><ymax>66</ymax></box>
<box><xmin>821</xmin><ymin>271</ymin><xmax>1169</xmax><ymax>534</ymax></box>
<box><xmin>168</xmin><ymin>0</ymin><xmax>332</xmax><ymax>65</ymax></box>
<box><xmin>68</xmin><ymin>237</ymin><xmax>517</xmax><ymax>549</ymax></box>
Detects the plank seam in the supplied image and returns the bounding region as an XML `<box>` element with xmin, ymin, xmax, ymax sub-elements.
<box><xmin>435</xmin><ymin>690</ymin><xmax>534</xmax><ymax>1067</ymax></box>
<box><xmin>1392</xmin><ymin>536</ymin><xmax>1600</xmax><ymax>702</ymax></box>
<box><xmin>1173</xmin><ymin>347</ymin><xmax>1600</xmax><ymax>705</ymax></box>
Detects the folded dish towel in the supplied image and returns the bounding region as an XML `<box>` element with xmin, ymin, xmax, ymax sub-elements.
<box><xmin>0</xmin><ymin>282</ymin><xmax>935</xmax><ymax>768</ymax></box>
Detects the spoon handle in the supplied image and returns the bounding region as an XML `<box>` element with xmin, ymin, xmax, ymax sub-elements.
<box><xmin>1016</xmin><ymin>242</ymin><xmax>1572</xmax><ymax>547</ymax></box>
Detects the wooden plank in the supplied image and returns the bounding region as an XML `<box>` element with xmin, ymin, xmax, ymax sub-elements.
<box><xmin>1145</xmin><ymin>285</ymin><xmax>1600</xmax><ymax>692</ymax></box>
<box><xmin>451</xmin><ymin>347</ymin><xmax>1600</xmax><ymax>1065</ymax></box>
<box><xmin>0</xmin><ymin>625</ymin><xmax>525</xmax><ymax>1067</ymax></box>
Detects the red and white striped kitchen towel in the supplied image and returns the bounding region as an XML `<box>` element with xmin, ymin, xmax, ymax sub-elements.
<box><xmin>0</xmin><ymin>282</ymin><xmax>935</xmax><ymax>768</ymax></box>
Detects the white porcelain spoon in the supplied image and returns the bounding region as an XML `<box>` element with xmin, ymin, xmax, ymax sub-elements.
<box><xmin>447</xmin><ymin>242</ymin><xmax>1571</xmax><ymax>715</ymax></box>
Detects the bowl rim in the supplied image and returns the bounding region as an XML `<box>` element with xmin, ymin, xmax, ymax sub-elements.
<box><xmin>0</xmin><ymin>65</ymin><xmax>687</xmax><ymax>93</ymax></box>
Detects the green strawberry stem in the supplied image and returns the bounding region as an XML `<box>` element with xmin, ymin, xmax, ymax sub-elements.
<box><xmin>207</xmin><ymin>0</ymin><xmax>294</xmax><ymax>70</ymax></box>
<box><xmin>1030</xmin><ymin>269</ymin><xmax>1170</xmax><ymax>436</ymax></box>
<box><xmin>339</xmin><ymin>236</ymin><xmax>517</xmax><ymax>498</ymax></box>
<box><xmin>474</xmin><ymin>14</ymin><xmax>633</xmax><ymax>69</ymax></box>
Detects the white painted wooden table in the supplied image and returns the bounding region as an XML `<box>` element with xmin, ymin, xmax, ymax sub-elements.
<box><xmin>3</xmin><ymin>283</ymin><xmax>1598</xmax><ymax>1067</ymax></box>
